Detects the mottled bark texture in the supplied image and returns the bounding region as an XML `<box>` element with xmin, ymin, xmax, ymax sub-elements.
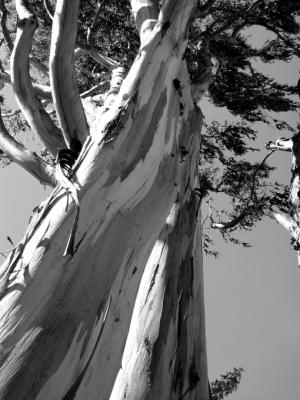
<box><xmin>0</xmin><ymin>1</ymin><xmax>209</xmax><ymax>399</ymax></box>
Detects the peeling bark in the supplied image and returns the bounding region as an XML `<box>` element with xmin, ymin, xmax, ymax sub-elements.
<box><xmin>110</xmin><ymin>107</ymin><xmax>207</xmax><ymax>400</ymax></box>
<box><xmin>0</xmin><ymin>1</ymin><xmax>209</xmax><ymax>399</ymax></box>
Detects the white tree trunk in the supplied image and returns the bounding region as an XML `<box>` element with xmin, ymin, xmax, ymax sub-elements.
<box><xmin>0</xmin><ymin>2</ymin><xmax>208</xmax><ymax>399</ymax></box>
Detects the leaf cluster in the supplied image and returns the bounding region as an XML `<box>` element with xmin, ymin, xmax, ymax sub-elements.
<box><xmin>210</xmin><ymin>367</ymin><xmax>244</xmax><ymax>400</ymax></box>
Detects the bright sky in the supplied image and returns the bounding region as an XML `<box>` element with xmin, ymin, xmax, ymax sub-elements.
<box><xmin>202</xmin><ymin>28</ymin><xmax>300</xmax><ymax>400</ymax></box>
<box><xmin>0</xmin><ymin>24</ymin><xmax>299</xmax><ymax>400</ymax></box>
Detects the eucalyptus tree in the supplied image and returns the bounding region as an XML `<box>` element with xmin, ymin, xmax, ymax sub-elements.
<box><xmin>0</xmin><ymin>1</ymin><xmax>298</xmax><ymax>399</ymax></box>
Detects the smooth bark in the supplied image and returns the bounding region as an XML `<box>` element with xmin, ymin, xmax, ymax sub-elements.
<box><xmin>0</xmin><ymin>1</ymin><xmax>209</xmax><ymax>399</ymax></box>
<box><xmin>49</xmin><ymin>0</ymin><xmax>89</xmax><ymax>147</ymax></box>
<box><xmin>11</xmin><ymin>1</ymin><xmax>65</xmax><ymax>155</ymax></box>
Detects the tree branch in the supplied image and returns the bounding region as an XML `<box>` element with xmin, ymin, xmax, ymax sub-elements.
<box><xmin>260</xmin><ymin>23</ymin><xmax>300</xmax><ymax>56</ymax></box>
<box><xmin>205</xmin><ymin>0</ymin><xmax>268</xmax><ymax>38</ymax></box>
<box><xmin>264</xmin><ymin>206</ymin><xmax>295</xmax><ymax>232</ymax></box>
<box><xmin>0</xmin><ymin>107</ymin><xmax>56</xmax><ymax>186</ymax></box>
<box><xmin>211</xmin><ymin>151</ymin><xmax>275</xmax><ymax>230</ymax></box>
<box><xmin>49</xmin><ymin>0</ymin><xmax>89</xmax><ymax>148</ymax></box>
<box><xmin>74</xmin><ymin>45</ymin><xmax>121</xmax><ymax>70</ymax></box>
<box><xmin>1</xmin><ymin>0</ymin><xmax>49</xmax><ymax>77</ymax></box>
<box><xmin>11</xmin><ymin>0</ymin><xmax>65</xmax><ymax>155</ymax></box>
<box><xmin>80</xmin><ymin>82</ymin><xmax>107</xmax><ymax>99</ymax></box>
<box><xmin>44</xmin><ymin>0</ymin><xmax>119</xmax><ymax>72</ymax></box>
<box><xmin>43</xmin><ymin>0</ymin><xmax>53</xmax><ymax>21</ymax></box>
<box><xmin>130</xmin><ymin>0</ymin><xmax>159</xmax><ymax>44</ymax></box>
<box><xmin>265</xmin><ymin>206</ymin><xmax>300</xmax><ymax>266</ymax></box>
<box><xmin>0</xmin><ymin>70</ymin><xmax>52</xmax><ymax>100</ymax></box>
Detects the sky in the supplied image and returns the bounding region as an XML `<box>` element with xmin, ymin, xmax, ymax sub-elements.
<box><xmin>202</xmin><ymin>29</ymin><xmax>300</xmax><ymax>400</ymax></box>
<box><xmin>0</xmin><ymin>24</ymin><xmax>299</xmax><ymax>400</ymax></box>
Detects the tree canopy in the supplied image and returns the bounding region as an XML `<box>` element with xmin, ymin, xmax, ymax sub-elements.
<box><xmin>1</xmin><ymin>0</ymin><xmax>298</xmax><ymax>251</ymax></box>
<box><xmin>0</xmin><ymin>1</ymin><xmax>299</xmax><ymax>399</ymax></box>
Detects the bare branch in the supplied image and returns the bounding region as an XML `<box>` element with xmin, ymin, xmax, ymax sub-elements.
<box><xmin>43</xmin><ymin>0</ymin><xmax>119</xmax><ymax>72</ymax></box>
<box><xmin>43</xmin><ymin>0</ymin><xmax>53</xmax><ymax>21</ymax></box>
<box><xmin>49</xmin><ymin>0</ymin><xmax>89</xmax><ymax>148</ymax></box>
<box><xmin>74</xmin><ymin>45</ymin><xmax>121</xmax><ymax>70</ymax></box>
<box><xmin>130</xmin><ymin>0</ymin><xmax>159</xmax><ymax>44</ymax></box>
<box><xmin>0</xmin><ymin>1</ymin><xmax>49</xmax><ymax>77</ymax></box>
<box><xmin>11</xmin><ymin>0</ymin><xmax>65</xmax><ymax>155</ymax></box>
<box><xmin>0</xmin><ymin>107</ymin><xmax>56</xmax><ymax>187</ymax></box>
<box><xmin>1</xmin><ymin>109</ymin><xmax>21</xmax><ymax>117</ymax></box>
<box><xmin>80</xmin><ymin>82</ymin><xmax>107</xmax><ymax>99</ymax></box>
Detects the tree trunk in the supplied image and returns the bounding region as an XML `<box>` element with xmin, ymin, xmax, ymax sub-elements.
<box><xmin>0</xmin><ymin>2</ymin><xmax>209</xmax><ymax>399</ymax></box>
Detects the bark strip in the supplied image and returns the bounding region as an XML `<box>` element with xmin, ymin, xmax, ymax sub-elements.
<box><xmin>11</xmin><ymin>0</ymin><xmax>65</xmax><ymax>155</ymax></box>
<box><xmin>50</xmin><ymin>0</ymin><xmax>89</xmax><ymax>148</ymax></box>
<box><xmin>110</xmin><ymin>106</ymin><xmax>207</xmax><ymax>400</ymax></box>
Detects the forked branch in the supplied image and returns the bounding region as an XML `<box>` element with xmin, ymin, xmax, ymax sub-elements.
<box><xmin>11</xmin><ymin>0</ymin><xmax>65</xmax><ymax>155</ymax></box>
<box><xmin>49</xmin><ymin>0</ymin><xmax>89</xmax><ymax>148</ymax></box>
<box><xmin>0</xmin><ymin>107</ymin><xmax>56</xmax><ymax>186</ymax></box>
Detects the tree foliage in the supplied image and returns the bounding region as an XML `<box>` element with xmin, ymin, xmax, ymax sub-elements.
<box><xmin>0</xmin><ymin>1</ymin><xmax>297</xmax><ymax>255</ymax></box>
<box><xmin>210</xmin><ymin>367</ymin><xmax>244</xmax><ymax>400</ymax></box>
<box><xmin>0</xmin><ymin>0</ymin><xmax>298</xmax><ymax>398</ymax></box>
